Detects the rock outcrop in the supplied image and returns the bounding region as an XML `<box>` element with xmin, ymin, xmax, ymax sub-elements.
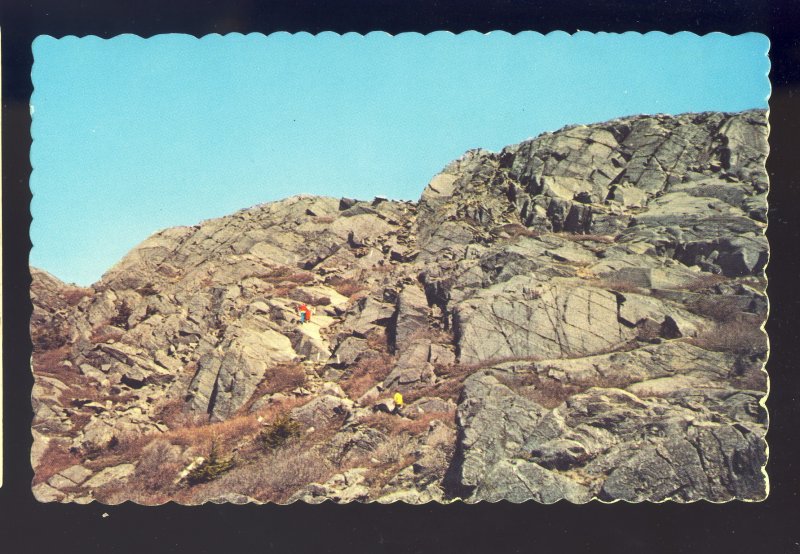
<box><xmin>31</xmin><ymin>109</ymin><xmax>768</xmax><ymax>504</ymax></box>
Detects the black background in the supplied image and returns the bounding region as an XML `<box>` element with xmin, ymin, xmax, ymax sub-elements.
<box><xmin>2</xmin><ymin>1</ymin><xmax>799</xmax><ymax>552</ymax></box>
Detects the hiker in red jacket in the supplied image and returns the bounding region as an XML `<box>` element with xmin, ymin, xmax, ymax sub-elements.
<box><xmin>297</xmin><ymin>303</ymin><xmax>312</xmax><ymax>324</ymax></box>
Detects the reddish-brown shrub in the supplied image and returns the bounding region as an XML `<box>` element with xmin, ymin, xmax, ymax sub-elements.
<box><xmin>258</xmin><ymin>266</ymin><xmax>293</xmax><ymax>280</ymax></box>
<box><xmin>167</xmin><ymin>414</ymin><xmax>261</xmax><ymax>450</ymax></box>
<box><xmin>405</xmin><ymin>327</ymin><xmax>454</xmax><ymax>347</ymax></box>
<box><xmin>85</xmin><ymin>431</ymin><xmax>156</xmax><ymax>472</ymax></box>
<box><xmin>675</xmin><ymin>273</ymin><xmax>729</xmax><ymax>292</ymax></box>
<box><xmin>248</xmin><ymin>445</ymin><xmax>334</xmax><ymax>502</ymax></box>
<box><xmin>54</xmin><ymin>379</ymin><xmax>136</xmax><ymax>413</ymax></box>
<box><xmin>500</xmin><ymin>223</ymin><xmax>540</xmax><ymax>239</ymax></box>
<box><xmin>286</xmin><ymin>272</ymin><xmax>315</xmax><ymax>284</ymax></box>
<box><xmin>32</xmin><ymin>440</ymin><xmax>81</xmax><ymax>485</ymax></box>
<box><xmin>739</xmin><ymin>275</ymin><xmax>768</xmax><ymax>292</ymax></box>
<box><xmin>434</xmin><ymin>355</ymin><xmax>544</xmax><ymax>377</ymax></box>
<box><xmin>686</xmin><ymin>295</ymin><xmax>746</xmax><ymax>323</ymax></box>
<box><xmin>408</xmin><ymin>379</ymin><xmax>465</xmax><ymax>404</ymax></box>
<box><xmin>365</xmin><ymin>328</ymin><xmax>389</xmax><ymax>352</ymax></box>
<box><xmin>405</xmin><ymin>360</ymin><xmax>494</xmax><ymax>403</ymax></box>
<box><xmin>155</xmin><ymin>397</ymin><xmax>205</xmax><ymax>429</ymax></box>
<box><xmin>89</xmin><ymin>326</ymin><xmax>124</xmax><ymax>344</ymax></box>
<box><xmin>496</xmin><ymin>367</ymin><xmax>634</xmax><ymax>408</ymax></box>
<box><xmin>253</xmin><ymin>363</ymin><xmax>306</xmax><ymax>397</ymax></box>
<box><xmin>689</xmin><ymin>318</ymin><xmax>766</xmax><ymax>355</ymax></box>
<box><xmin>258</xmin><ymin>266</ymin><xmax>315</xmax><ymax>284</ymax></box>
<box><xmin>340</xmin><ymin>352</ymin><xmax>395</xmax><ymax>400</ymax></box>
<box><xmin>103</xmin><ymin>395</ymin><xmax>313</xmax><ymax>473</ymax></box>
<box><xmin>130</xmin><ymin>438</ymin><xmax>184</xmax><ymax>492</ymax></box>
<box><xmin>363</xmin><ymin>441</ymin><xmax>417</xmax><ymax>491</ymax></box>
<box><xmin>552</xmin><ymin>232</ymin><xmax>616</xmax><ymax>244</ymax></box>
<box><xmin>31</xmin><ymin>319</ymin><xmax>69</xmax><ymax>353</ymax></box>
<box><xmin>359</xmin><ymin>410</ymin><xmax>455</xmax><ymax>437</ymax></box>
<box><xmin>249</xmin><ymin>395</ymin><xmax>311</xmax><ymax>424</ymax></box>
<box><xmin>32</xmin><ymin>345</ymin><xmax>71</xmax><ymax>371</ymax></box>
<box><xmin>62</xmin><ymin>287</ymin><xmax>93</xmax><ymax>306</ymax></box>
<box><xmin>271</xmin><ymin>285</ymin><xmax>294</xmax><ymax>297</ymax></box>
<box><xmin>507</xmin><ymin>376</ymin><xmax>586</xmax><ymax>409</ymax></box>
<box><xmin>326</xmin><ymin>276</ymin><xmax>366</xmax><ymax>298</ymax></box>
<box><xmin>732</xmin><ymin>362</ymin><xmax>769</xmax><ymax>393</ymax></box>
<box><xmin>371</xmin><ymin>434</ymin><xmax>415</xmax><ymax>464</ymax></box>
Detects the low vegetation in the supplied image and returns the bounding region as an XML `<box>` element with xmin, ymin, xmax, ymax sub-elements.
<box><xmin>31</xmin><ymin>440</ymin><xmax>82</xmax><ymax>486</ymax></box>
<box><xmin>261</xmin><ymin>363</ymin><xmax>307</xmax><ymax>395</ymax></box>
<box><xmin>258</xmin><ymin>414</ymin><xmax>302</xmax><ymax>451</ymax></box>
<box><xmin>499</xmin><ymin>223</ymin><xmax>540</xmax><ymax>238</ymax></box>
<box><xmin>130</xmin><ymin>439</ymin><xmax>185</xmax><ymax>494</ymax></box>
<box><xmin>363</xmin><ymin>436</ymin><xmax>417</xmax><ymax>489</ymax></box>
<box><xmin>551</xmin><ymin>232</ymin><xmax>616</xmax><ymax>244</ymax></box>
<box><xmin>31</xmin><ymin>320</ymin><xmax>69</xmax><ymax>353</ymax></box>
<box><xmin>689</xmin><ymin>317</ymin><xmax>766</xmax><ymax>356</ymax></box>
<box><xmin>326</xmin><ymin>275</ymin><xmax>366</xmax><ymax>298</ymax></box>
<box><xmin>682</xmin><ymin>290</ymin><xmax>767</xmax><ymax>356</ymax></box>
<box><xmin>62</xmin><ymin>287</ymin><xmax>94</xmax><ymax>306</ymax></box>
<box><xmin>31</xmin><ymin>343</ymin><xmax>71</xmax><ymax>370</ymax></box>
<box><xmin>218</xmin><ymin>444</ymin><xmax>333</xmax><ymax>503</ymax></box>
<box><xmin>359</xmin><ymin>410</ymin><xmax>455</xmax><ymax>437</ymax></box>
<box><xmin>340</xmin><ymin>351</ymin><xmax>395</xmax><ymax>400</ymax></box>
<box><xmin>258</xmin><ymin>266</ymin><xmax>316</xmax><ymax>284</ymax></box>
<box><xmin>672</xmin><ymin>273</ymin><xmax>728</xmax><ymax>292</ymax></box>
<box><xmin>495</xmin><ymin>370</ymin><xmax>621</xmax><ymax>409</ymax></box>
<box><xmin>89</xmin><ymin>326</ymin><xmax>124</xmax><ymax>344</ymax></box>
<box><xmin>186</xmin><ymin>440</ymin><xmax>235</xmax><ymax>485</ymax></box>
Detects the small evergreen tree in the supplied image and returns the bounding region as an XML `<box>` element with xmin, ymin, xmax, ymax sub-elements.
<box><xmin>186</xmin><ymin>439</ymin><xmax>235</xmax><ymax>485</ymax></box>
<box><xmin>258</xmin><ymin>414</ymin><xmax>301</xmax><ymax>451</ymax></box>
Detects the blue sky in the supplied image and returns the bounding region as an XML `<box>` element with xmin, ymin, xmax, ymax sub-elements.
<box><xmin>30</xmin><ymin>31</ymin><xmax>770</xmax><ymax>286</ymax></box>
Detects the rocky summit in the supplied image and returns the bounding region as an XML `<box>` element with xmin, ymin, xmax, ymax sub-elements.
<box><xmin>30</xmin><ymin>109</ymin><xmax>769</xmax><ymax>504</ymax></box>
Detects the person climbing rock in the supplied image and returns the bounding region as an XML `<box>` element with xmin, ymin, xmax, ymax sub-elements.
<box><xmin>297</xmin><ymin>303</ymin><xmax>312</xmax><ymax>324</ymax></box>
<box><xmin>392</xmin><ymin>392</ymin><xmax>404</xmax><ymax>415</ymax></box>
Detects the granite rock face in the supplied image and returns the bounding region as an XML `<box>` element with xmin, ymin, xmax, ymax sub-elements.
<box><xmin>31</xmin><ymin>110</ymin><xmax>768</xmax><ymax>504</ymax></box>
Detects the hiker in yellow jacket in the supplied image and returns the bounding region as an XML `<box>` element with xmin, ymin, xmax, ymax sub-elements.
<box><xmin>393</xmin><ymin>392</ymin><xmax>404</xmax><ymax>414</ymax></box>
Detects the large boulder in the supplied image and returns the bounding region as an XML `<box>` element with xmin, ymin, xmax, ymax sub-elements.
<box><xmin>448</xmin><ymin>366</ymin><xmax>767</xmax><ymax>503</ymax></box>
<box><xmin>446</xmin><ymin>372</ymin><xmax>591</xmax><ymax>503</ymax></box>
<box><xmin>290</xmin><ymin>395</ymin><xmax>354</xmax><ymax>427</ymax></box>
<box><xmin>454</xmin><ymin>279</ymin><xmax>632</xmax><ymax>364</ymax></box>
<box><xmin>187</xmin><ymin>326</ymin><xmax>296</xmax><ymax>419</ymax></box>
<box><xmin>390</xmin><ymin>285</ymin><xmax>430</xmax><ymax>352</ymax></box>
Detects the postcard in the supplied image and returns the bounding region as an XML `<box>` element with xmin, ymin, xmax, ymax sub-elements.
<box><xmin>29</xmin><ymin>31</ymin><xmax>769</xmax><ymax>504</ymax></box>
